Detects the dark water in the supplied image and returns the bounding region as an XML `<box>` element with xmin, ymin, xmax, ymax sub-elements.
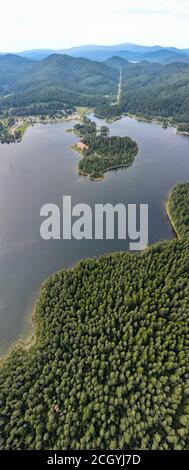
<box><xmin>0</xmin><ymin>116</ymin><xmax>188</xmax><ymax>354</ymax></box>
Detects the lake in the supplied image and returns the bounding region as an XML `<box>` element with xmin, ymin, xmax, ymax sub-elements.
<box><xmin>0</xmin><ymin>115</ymin><xmax>188</xmax><ymax>354</ymax></box>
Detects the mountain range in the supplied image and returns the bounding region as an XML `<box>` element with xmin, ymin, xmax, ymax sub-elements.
<box><xmin>0</xmin><ymin>53</ymin><xmax>119</xmax><ymax>112</ymax></box>
<box><xmin>11</xmin><ymin>43</ymin><xmax>189</xmax><ymax>64</ymax></box>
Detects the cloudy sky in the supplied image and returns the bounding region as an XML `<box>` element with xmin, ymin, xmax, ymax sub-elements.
<box><xmin>1</xmin><ymin>0</ymin><xmax>188</xmax><ymax>52</ymax></box>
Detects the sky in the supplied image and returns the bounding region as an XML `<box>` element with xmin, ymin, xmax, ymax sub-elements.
<box><xmin>0</xmin><ymin>0</ymin><xmax>188</xmax><ymax>52</ymax></box>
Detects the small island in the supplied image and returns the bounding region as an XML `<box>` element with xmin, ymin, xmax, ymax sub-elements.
<box><xmin>73</xmin><ymin>118</ymin><xmax>138</xmax><ymax>180</ymax></box>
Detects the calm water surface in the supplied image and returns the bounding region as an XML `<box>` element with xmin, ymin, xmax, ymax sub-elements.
<box><xmin>0</xmin><ymin>116</ymin><xmax>188</xmax><ymax>353</ymax></box>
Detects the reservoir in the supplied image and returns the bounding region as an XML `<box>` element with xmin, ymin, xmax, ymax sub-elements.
<box><xmin>0</xmin><ymin>115</ymin><xmax>188</xmax><ymax>354</ymax></box>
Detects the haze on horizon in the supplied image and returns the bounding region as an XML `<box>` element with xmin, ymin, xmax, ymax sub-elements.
<box><xmin>0</xmin><ymin>0</ymin><xmax>188</xmax><ymax>53</ymax></box>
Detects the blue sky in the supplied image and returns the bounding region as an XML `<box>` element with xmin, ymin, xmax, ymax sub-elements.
<box><xmin>0</xmin><ymin>0</ymin><xmax>188</xmax><ymax>52</ymax></box>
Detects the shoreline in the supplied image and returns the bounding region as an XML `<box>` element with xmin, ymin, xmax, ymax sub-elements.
<box><xmin>165</xmin><ymin>188</ymin><xmax>180</xmax><ymax>239</ymax></box>
<box><xmin>0</xmin><ymin>295</ymin><xmax>38</xmax><ymax>367</ymax></box>
<box><xmin>1</xmin><ymin>109</ymin><xmax>189</xmax><ymax>146</ymax></box>
<box><xmin>79</xmin><ymin>162</ymin><xmax>134</xmax><ymax>181</ymax></box>
<box><xmin>0</xmin><ymin>109</ymin><xmax>86</xmax><ymax>145</ymax></box>
<box><xmin>95</xmin><ymin>110</ymin><xmax>189</xmax><ymax>135</ymax></box>
<box><xmin>176</xmin><ymin>129</ymin><xmax>189</xmax><ymax>136</ymax></box>
<box><xmin>126</xmin><ymin>114</ymin><xmax>189</xmax><ymax>136</ymax></box>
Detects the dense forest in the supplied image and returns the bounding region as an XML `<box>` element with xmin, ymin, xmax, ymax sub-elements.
<box><xmin>0</xmin><ymin>102</ymin><xmax>75</xmax><ymax>120</ymax></box>
<box><xmin>95</xmin><ymin>61</ymin><xmax>189</xmax><ymax>125</ymax></box>
<box><xmin>73</xmin><ymin>119</ymin><xmax>138</xmax><ymax>179</ymax></box>
<box><xmin>0</xmin><ymin>54</ymin><xmax>117</xmax><ymax>116</ymax></box>
<box><xmin>0</xmin><ymin>183</ymin><xmax>189</xmax><ymax>450</ymax></box>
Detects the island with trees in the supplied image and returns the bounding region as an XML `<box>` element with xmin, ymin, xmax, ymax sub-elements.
<box><xmin>0</xmin><ymin>183</ymin><xmax>189</xmax><ymax>450</ymax></box>
<box><xmin>73</xmin><ymin>118</ymin><xmax>138</xmax><ymax>180</ymax></box>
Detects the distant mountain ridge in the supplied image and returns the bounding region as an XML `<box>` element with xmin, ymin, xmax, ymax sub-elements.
<box><xmin>10</xmin><ymin>43</ymin><xmax>189</xmax><ymax>64</ymax></box>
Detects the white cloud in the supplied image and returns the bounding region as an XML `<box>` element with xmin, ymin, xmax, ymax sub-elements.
<box><xmin>0</xmin><ymin>0</ymin><xmax>188</xmax><ymax>52</ymax></box>
<box><xmin>120</xmin><ymin>0</ymin><xmax>189</xmax><ymax>15</ymax></box>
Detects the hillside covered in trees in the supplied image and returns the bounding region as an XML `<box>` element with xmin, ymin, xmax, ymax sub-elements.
<box><xmin>0</xmin><ymin>183</ymin><xmax>189</xmax><ymax>450</ymax></box>
<box><xmin>0</xmin><ymin>53</ymin><xmax>118</xmax><ymax>116</ymax></box>
<box><xmin>95</xmin><ymin>61</ymin><xmax>189</xmax><ymax>127</ymax></box>
<box><xmin>73</xmin><ymin>119</ymin><xmax>138</xmax><ymax>179</ymax></box>
<box><xmin>0</xmin><ymin>54</ymin><xmax>189</xmax><ymax>129</ymax></box>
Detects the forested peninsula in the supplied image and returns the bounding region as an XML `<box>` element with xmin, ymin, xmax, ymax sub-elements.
<box><xmin>0</xmin><ymin>183</ymin><xmax>189</xmax><ymax>450</ymax></box>
<box><xmin>73</xmin><ymin>118</ymin><xmax>138</xmax><ymax>179</ymax></box>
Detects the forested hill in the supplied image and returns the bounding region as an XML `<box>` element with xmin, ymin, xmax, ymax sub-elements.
<box><xmin>104</xmin><ymin>56</ymin><xmax>129</xmax><ymax>69</ymax></box>
<box><xmin>0</xmin><ymin>184</ymin><xmax>189</xmax><ymax>450</ymax></box>
<box><xmin>0</xmin><ymin>53</ymin><xmax>189</xmax><ymax>124</ymax></box>
<box><xmin>0</xmin><ymin>53</ymin><xmax>119</xmax><ymax>112</ymax></box>
<box><xmin>96</xmin><ymin>60</ymin><xmax>189</xmax><ymax>124</ymax></box>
